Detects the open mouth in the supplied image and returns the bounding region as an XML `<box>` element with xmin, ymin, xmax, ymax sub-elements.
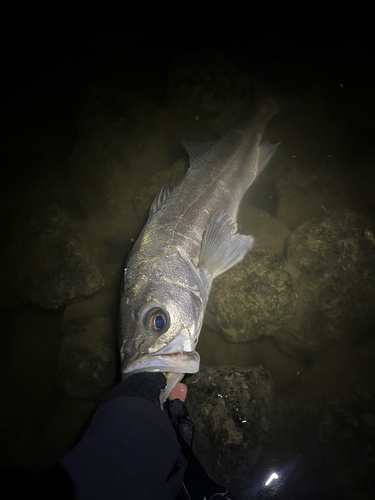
<box><xmin>121</xmin><ymin>351</ymin><xmax>200</xmax><ymax>404</ymax></box>
<box><xmin>121</xmin><ymin>346</ymin><xmax>200</xmax><ymax>405</ymax></box>
<box><xmin>122</xmin><ymin>351</ymin><xmax>200</xmax><ymax>375</ymax></box>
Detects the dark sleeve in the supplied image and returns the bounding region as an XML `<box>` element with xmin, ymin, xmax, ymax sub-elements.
<box><xmin>60</xmin><ymin>396</ymin><xmax>186</xmax><ymax>500</ymax></box>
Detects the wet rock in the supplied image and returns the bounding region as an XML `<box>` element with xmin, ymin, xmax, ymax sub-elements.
<box><xmin>0</xmin><ymin>203</ymin><xmax>103</xmax><ymax>309</ymax></box>
<box><xmin>237</xmin><ymin>203</ymin><xmax>291</xmax><ymax>256</ymax></box>
<box><xmin>131</xmin><ymin>159</ymin><xmax>186</xmax><ymax>220</ymax></box>
<box><xmin>205</xmin><ymin>249</ymin><xmax>298</xmax><ymax>342</ymax></box>
<box><xmin>280</xmin><ymin>210</ymin><xmax>375</xmax><ymax>356</ymax></box>
<box><xmin>57</xmin><ymin>292</ymin><xmax>117</xmax><ymax>400</ymax></box>
<box><xmin>185</xmin><ymin>365</ymin><xmax>275</xmax><ymax>483</ymax></box>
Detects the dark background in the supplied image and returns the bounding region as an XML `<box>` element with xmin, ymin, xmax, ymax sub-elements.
<box><xmin>2</xmin><ymin>4</ymin><xmax>373</xmax><ymax>179</ymax></box>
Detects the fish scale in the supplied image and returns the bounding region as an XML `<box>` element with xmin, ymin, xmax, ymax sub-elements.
<box><xmin>118</xmin><ymin>99</ymin><xmax>280</xmax><ymax>402</ymax></box>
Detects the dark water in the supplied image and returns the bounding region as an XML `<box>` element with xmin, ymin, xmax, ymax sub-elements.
<box><xmin>1</xmin><ymin>5</ymin><xmax>374</xmax><ymax>499</ymax></box>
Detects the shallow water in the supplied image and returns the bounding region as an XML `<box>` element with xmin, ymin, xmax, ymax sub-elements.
<box><xmin>1</xmin><ymin>19</ymin><xmax>375</xmax><ymax>499</ymax></box>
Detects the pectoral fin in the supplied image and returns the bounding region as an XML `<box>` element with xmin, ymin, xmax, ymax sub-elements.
<box><xmin>199</xmin><ymin>210</ymin><xmax>254</xmax><ymax>278</ymax></box>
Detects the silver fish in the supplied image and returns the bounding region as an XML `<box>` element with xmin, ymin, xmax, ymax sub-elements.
<box><xmin>118</xmin><ymin>99</ymin><xmax>279</xmax><ymax>401</ymax></box>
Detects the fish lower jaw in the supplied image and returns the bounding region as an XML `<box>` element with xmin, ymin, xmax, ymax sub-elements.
<box><xmin>122</xmin><ymin>351</ymin><xmax>200</xmax><ymax>377</ymax></box>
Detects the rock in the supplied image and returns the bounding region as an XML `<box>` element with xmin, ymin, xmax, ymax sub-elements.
<box><xmin>0</xmin><ymin>203</ymin><xmax>103</xmax><ymax>309</ymax></box>
<box><xmin>56</xmin><ymin>292</ymin><xmax>117</xmax><ymax>400</ymax></box>
<box><xmin>131</xmin><ymin>159</ymin><xmax>186</xmax><ymax>220</ymax></box>
<box><xmin>185</xmin><ymin>365</ymin><xmax>275</xmax><ymax>483</ymax></box>
<box><xmin>205</xmin><ymin>249</ymin><xmax>298</xmax><ymax>342</ymax></box>
<box><xmin>280</xmin><ymin>210</ymin><xmax>375</xmax><ymax>356</ymax></box>
<box><xmin>237</xmin><ymin>203</ymin><xmax>292</xmax><ymax>256</ymax></box>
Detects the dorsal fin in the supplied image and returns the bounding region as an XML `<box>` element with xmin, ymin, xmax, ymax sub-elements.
<box><xmin>149</xmin><ymin>185</ymin><xmax>172</xmax><ymax>217</ymax></box>
<box><xmin>181</xmin><ymin>139</ymin><xmax>218</xmax><ymax>168</ymax></box>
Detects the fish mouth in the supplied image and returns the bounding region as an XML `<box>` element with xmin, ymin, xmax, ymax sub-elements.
<box><xmin>122</xmin><ymin>332</ymin><xmax>200</xmax><ymax>376</ymax></box>
<box><xmin>121</xmin><ymin>334</ymin><xmax>200</xmax><ymax>404</ymax></box>
<box><xmin>122</xmin><ymin>351</ymin><xmax>200</xmax><ymax>376</ymax></box>
<box><xmin>122</xmin><ymin>351</ymin><xmax>200</xmax><ymax>404</ymax></box>
<box><xmin>122</xmin><ymin>351</ymin><xmax>200</xmax><ymax>407</ymax></box>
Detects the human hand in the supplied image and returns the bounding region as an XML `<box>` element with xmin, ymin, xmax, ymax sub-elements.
<box><xmin>101</xmin><ymin>372</ymin><xmax>187</xmax><ymax>407</ymax></box>
<box><xmin>168</xmin><ymin>382</ymin><xmax>187</xmax><ymax>403</ymax></box>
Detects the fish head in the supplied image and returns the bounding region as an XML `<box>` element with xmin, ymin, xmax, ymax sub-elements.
<box><xmin>118</xmin><ymin>250</ymin><xmax>208</xmax><ymax>380</ymax></box>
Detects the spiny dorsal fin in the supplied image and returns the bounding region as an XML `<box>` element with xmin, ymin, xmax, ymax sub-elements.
<box><xmin>181</xmin><ymin>139</ymin><xmax>218</xmax><ymax>168</ymax></box>
<box><xmin>149</xmin><ymin>185</ymin><xmax>172</xmax><ymax>217</ymax></box>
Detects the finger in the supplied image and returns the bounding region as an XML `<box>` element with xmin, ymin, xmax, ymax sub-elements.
<box><xmin>168</xmin><ymin>383</ymin><xmax>187</xmax><ymax>403</ymax></box>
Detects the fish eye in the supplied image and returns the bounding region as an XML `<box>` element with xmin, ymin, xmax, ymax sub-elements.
<box><xmin>154</xmin><ymin>314</ymin><xmax>165</xmax><ymax>330</ymax></box>
<box><xmin>143</xmin><ymin>307</ymin><xmax>169</xmax><ymax>333</ymax></box>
